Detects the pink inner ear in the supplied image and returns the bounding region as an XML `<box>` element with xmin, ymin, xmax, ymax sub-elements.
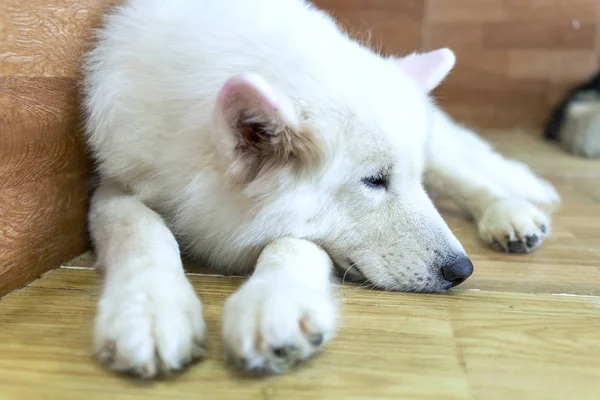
<box><xmin>393</xmin><ymin>48</ymin><xmax>456</xmax><ymax>92</ymax></box>
<box><xmin>216</xmin><ymin>72</ymin><xmax>299</xmax><ymax>131</ymax></box>
<box><xmin>217</xmin><ymin>73</ymin><xmax>281</xmax><ymax>116</ymax></box>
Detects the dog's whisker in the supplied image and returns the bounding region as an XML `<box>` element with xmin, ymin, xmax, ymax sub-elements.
<box><xmin>341</xmin><ymin>264</ymin><xmax>356</xmax><ymax>285</ymax></box>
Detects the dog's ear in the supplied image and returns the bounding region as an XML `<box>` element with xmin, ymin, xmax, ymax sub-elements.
<box><xmin>390</xmin><ymin>48</ymin><xmax>455</xmax><ymax>92</ymax></box>
<box><xmin>214</xmin><ymin>73</ymin><xmax>321</xmax><ymax>183</ymax></box>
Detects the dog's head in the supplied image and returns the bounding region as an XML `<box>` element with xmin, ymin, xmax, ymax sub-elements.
<box><xmin>212</xmin><ymin>48</ymin><xmax>472</xmax><ymax>292</ymax></box>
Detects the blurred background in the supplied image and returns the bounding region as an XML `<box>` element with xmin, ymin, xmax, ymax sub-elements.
<box><xmin>316</xmin><ymin>0</ymin><xmax>600</xmax><ymax>128</ymax></box>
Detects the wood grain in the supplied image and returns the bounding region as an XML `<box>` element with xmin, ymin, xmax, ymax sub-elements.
<box><xmin>0</xmin><ymin>1</ymin><xmax>107</xmax><ymax>296</ymax></box>
<box><xmin>425</xmin><ymin>0</ymin><xmax>600</xmax><ymax>128</ymax></box>
<box><xmin>0</xmin><ymin>267</ymin><xmax>598</xmax><ymax>400</ymax></box>
<box><xmin>0</xmin><ymin>77</ymin><xmax>91</xmax><ymax>296</ymax></box>
<box><xmin>0</xmin><ymin>0</ymin><xmax>120</xmax><ymax>77</ymax></box>
<box><xmin>0</xmin><ymin>78</ymin><xmax>87</xmax><ymax>188</ymax></box>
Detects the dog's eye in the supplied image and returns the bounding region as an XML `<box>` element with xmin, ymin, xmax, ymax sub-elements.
<box><xmin>362</xmin><ymin>174</ymin><xmax>388</xmax><ymax>189</ymax></box>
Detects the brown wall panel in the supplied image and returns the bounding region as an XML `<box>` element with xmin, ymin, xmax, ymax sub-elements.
<box><xmin>425</xmin><ymin>0</ymin><xmax>599</xmax><ymax>127</ymax></box>
<box><xmin>314</xmin><ymin>0</ymin><xmax>424</xmax><ymax>53</ymax></box>
<box><xmin>319</xmin><ymin>0</ymin><xmax>600</xmax><ymax>128</ymax></box>
<box><xmin>0</xmin><ymin>76</ymin><xmax>91</xmax><ymax>296</ymax></box>
<box><xmin>0</xmin><ymin>0</ymin><xmax>118</xmax><ymax>296</ymax></box>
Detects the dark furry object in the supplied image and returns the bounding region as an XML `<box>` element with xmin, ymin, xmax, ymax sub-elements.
<box><xmin>544</xmin><ymin>71</ymin><xmax>600</xmax><ymax>141</ymax></box>
<box><xmin>543</xmin><ymin>71</ymin><xmax>600</xmax><ymax>158</ymax></box>
<box><xmin>544</xmin><ymin>72</ymin><xmax>600</xmax><ymax>140</ymax></box>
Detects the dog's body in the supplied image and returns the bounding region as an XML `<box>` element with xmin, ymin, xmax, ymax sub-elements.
<box><xmin>83</xmin><ymin>0</ymin><xmax>560</xmax><ymax>377</ymax></box>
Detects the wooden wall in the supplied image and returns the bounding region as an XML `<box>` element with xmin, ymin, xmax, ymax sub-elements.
<box><xmin>1</xmin><ymin>0</ymin><xmax>598</xmax><ymax>296</ymax></box>
<box><xmin>316</xmin><ymin>0</ymin><xmax>600</xmax><ymax>128</ymax></box>
<box><xmin>0</xmin><ymin>1</ymin><xmax>118</xmax><ymax>296</ymax></box>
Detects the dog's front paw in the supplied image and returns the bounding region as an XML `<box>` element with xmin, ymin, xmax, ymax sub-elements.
<box><xmin>222</xmin><ymin>279</ymin><xmax>338</xmax><ymax>375</ymax></box>
<box><xmin>94</xmin><ymin>268</ymin><xmax>206</xmax><ymax>378</ymax></box>
<box><xmin>478</xmin><ymin>198</ymin><xmax>550</xmax><ymax>254</ymax></box>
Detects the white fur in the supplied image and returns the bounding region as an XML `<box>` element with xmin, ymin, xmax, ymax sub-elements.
<box><xmin>424</xmin><ymin>108</ymin><xmax>559</xmax><ymax>252</ymax></box>
<box><xmin>222</xmin><ymin>238</ymin><xmax>337</xmax><ymax>373</ymax></box>
<box><xmin>90</xmin><ymin>181</ymin><xmax>206</xmax><ymax>377</ymax></box>
<box><xmin>82</xmin><ymin>0</ymin><xmax>560</xmax><ymax>377</ymax></box>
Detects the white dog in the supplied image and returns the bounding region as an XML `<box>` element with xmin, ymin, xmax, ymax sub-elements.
<box><xmin>82</xmin><ymin>0</ymin><xmax>560</xmax><ymax>378</ymax></box>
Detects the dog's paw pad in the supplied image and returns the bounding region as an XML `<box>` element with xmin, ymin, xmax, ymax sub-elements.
<box><xmin>478</xmin><ymin>199</ymin><xmax>550</xmax><ymax>254</ymax></box>
<box><xmin>507</xmin><ymin>232</ymin><xmax>542</xmax><ymax>253</ymax></box>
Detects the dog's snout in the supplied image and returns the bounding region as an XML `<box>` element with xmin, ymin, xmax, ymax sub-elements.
<box><xmin>441</xmin><ymin>257</ymin><xmax>473</xmax><ymax>287</ymax></box>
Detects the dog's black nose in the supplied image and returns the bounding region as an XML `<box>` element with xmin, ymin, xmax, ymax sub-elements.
<box><xmin>441</xmin><ymin>257</ymin><xmax>473</xmax><ymax>287</ymax></box>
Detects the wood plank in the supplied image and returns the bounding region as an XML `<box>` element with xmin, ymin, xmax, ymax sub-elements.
<box><xmin>0</xmin><ymin>174</ymin><xmax>89</xmax><ymax>296</ymax></box>
<box><xmin>0</xmin><ymin>78</ymin><xmax>88</xmax><ymax>188</ymax></box>
<box><xmin>425</xmin><ymin>0</ymin><xmax>600</xmax><ymax>128</ymax></box>
<box><xmin>0</xmin><ymin>0</ymin><xmax>121</xmax><ymax>77</ymax></box>
<box><xmin>0</xmin><ymin>0</ymin><xmax>114</xmax><ymax>295</ymax></box>
<box><xmin>0</xmin><ymin>268</ymin><xmax>598</xmax><ymax>399</ymax></box>
<box><xmin>0</xmin><ymin>77</ymin><xmax>90</xmax><ymax>296</ymax></box>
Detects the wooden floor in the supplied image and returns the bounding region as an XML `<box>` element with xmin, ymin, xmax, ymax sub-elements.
<box><xmin>1</xmin><ymin>131</ymin><xmax>599</xmax><ymax>400</ymax></box>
